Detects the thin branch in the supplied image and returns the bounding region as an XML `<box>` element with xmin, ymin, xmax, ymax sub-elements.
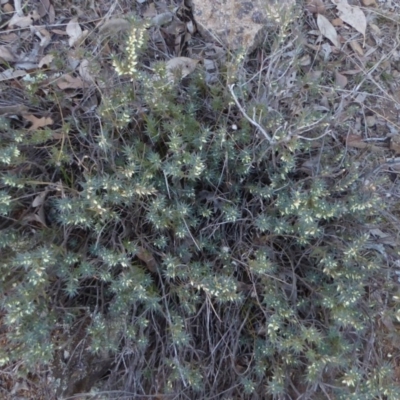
<box><xmin>228</xmin><ymin>84</ymin><xmax>274</xmax><ymax>143</ymax></box>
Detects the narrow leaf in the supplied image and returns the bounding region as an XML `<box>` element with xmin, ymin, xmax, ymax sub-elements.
<box><xmin>317</xmin><ymin>14</ymin><xmax>340</xmax><ymax>47</ymax></box>
<box><xmin>331</xmin><ymin>0</ymin><xmax>366</xmax><ymax>38</ymax></box>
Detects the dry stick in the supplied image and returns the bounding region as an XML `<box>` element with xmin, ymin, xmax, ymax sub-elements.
<box><xmin>182</xmin><ymin>217</ymin><xmax>201</xmax><ymax>251</ymax></box>
<box><xmin>229</xmin><ymin>84</ymin><xmax>330</xmax><ymax>143</ymax></box>
<box><xmin>241</xmin><ymin>38</ymin><xmax>298</xmax><ymax>87</ymax></box>
<box><xmin>348</xmin><ymin>43</ymin><xmax>400</xmax><ymax>102</ymax></box>
<box><xmin>228</xmin><ymin>84</ymin><xmax>274</xmax><ymax>143</ymax></box>
<box><xmin>14</xmin><ymin>0</ymin><xmax>23</xmax><ymax>16</ymax></box>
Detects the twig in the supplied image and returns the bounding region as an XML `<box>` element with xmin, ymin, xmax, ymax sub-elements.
<box><xmin>15</xmin><ymin>0</ymin><xmax>23</xmax><ymax>16</ymax></box>
<box><xmin>182</xmin><ymin>217</ymin><xmax>201</xmax><ymax>251</ymax></box>
<box><xmin>228</xmin><ymin>84</ymin><xmax>274</xmax><ymax>143</ymax></box>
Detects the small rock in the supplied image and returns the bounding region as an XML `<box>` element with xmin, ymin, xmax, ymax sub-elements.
<box><xmin>192</xmin><ymin>0</ymin><xmax>295</xmax><ymax>52</ymax></box>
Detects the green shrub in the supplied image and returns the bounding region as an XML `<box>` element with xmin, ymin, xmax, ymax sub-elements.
<box><xmin>1</xmin><ymin>15</ymin><xmax>399</xmax><ymax>400</ymax></box>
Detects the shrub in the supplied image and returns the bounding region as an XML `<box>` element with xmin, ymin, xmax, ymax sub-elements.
<box><xmin>1</xmin><ymin>12</ymin><xmax>399</xmax><ymax>400</ymax></box>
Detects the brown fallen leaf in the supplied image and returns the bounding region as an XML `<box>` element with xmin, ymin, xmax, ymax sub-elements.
<box><xmin>56</xmin><ymin>73</ymin><xmax>85</xmax><ymax>90</ymax></box>
<box><xmin>335</xmin><ymin>71</ymin><xmax>348</xmax><ymax>89</ymax></box>
<box><xmin>361</xmin><ymin>0</ymin><xmax>377</xmax><ymax>6</ymax></box>
<box><xmin>51</xmin><ymin>132</ymin><xmax>67</xmax><ymax>140</ymax></box>
<box><xmin>7</xmin><ymin>10</ymin><xmax>40</xmax><ymax>28</ymax></box>
<box><xmin>38</xmin><ymin>54</ymin><xmax>54</xmax><ymax>68</ymax></box>
<box><xmin>51</xmin><ymin>29</ymin><xmax>68</xmax><ymax>36</ymax></box>
<box><xmin>332</xmin><ymin>0</ymin><xmax>366</xmax><ymax>39</ymax></box>
<box><xmin>306</xmin><ymin>0</ymin><xmax>325</xmax><ymax>13</ymax></box>
<box><xmin>3</xmin><ymin>3</ymin><xmax>14</xmax><ymax>13</ymax></box>
<box><xmin>66</xmin><ymin>18</ymin><xmax>89</xmax><ymax>47</ymax></box>
<box><xmin>317</xmin><ymin>13</ymin><xmax>340</xmax><ymax>48</ymax></box>
<box><xmin>136</xmin><ymin>247</ymin><xmax>158</xmax><ymax>273</ymax></box>
<box><xmin>0</xmin><ymin>68</ymin><xmax>27</xmax><ymax>81</ymax></box>
<box><xmin>23</xmin><ymin>113</ymin><xmax>54</xmax><ymax>131</ymax></box>
<box><xmin>0</xmin><ymin>45</ymin><xmax>16</xmax><ymax>62</ymax></box>
<box><xmin>307</xmin><ymin>70</ymin><xmax>323</xmax><ymax>82</ymax></box>
<box><xmin>349</xmin><ymin>40</ymin><xmax>364</xmax><ymax>56</ymax></box>
<box><xmin>369</xmin><ymin>23</ymin><xmax>381</xmax><ymax>35</ymax></box>
<box><xmin>0</xmin><ymin>32</ymin><xmax>19</xmax><ymax>43</ymax></box>
<box><xmin>331</xmin><ymin>18</ymin><xmax>343</xmax><ymax>27</ymax></box>
<box><xmin>48</xmin><ymin>4</ymin><xmax>55</xmax><ymax>24</ymax></box>
<box><xmin>32</xmin><ymin>190</ymin><xmax>48</xmax><ymax>207</ymax></box>
<box><xmin>37</xmin><ymin>0</ymin><xmax>51</xmax><ymax>18</ymax></box>
<box><xmin>341</xmin><ymin>69</ymin><xmax>362</xmax><ymax>75</ymax></box>
<box><xmin>346</xmin><ymin>135</ymin><xmax>367</xmax><ymax>149</ymax></box>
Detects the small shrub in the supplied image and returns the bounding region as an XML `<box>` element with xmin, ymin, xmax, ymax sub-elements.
<box><xmin>0</xmin><ymin>11</ymin><xmax>399</xmax><ymax>400</ymax></box>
